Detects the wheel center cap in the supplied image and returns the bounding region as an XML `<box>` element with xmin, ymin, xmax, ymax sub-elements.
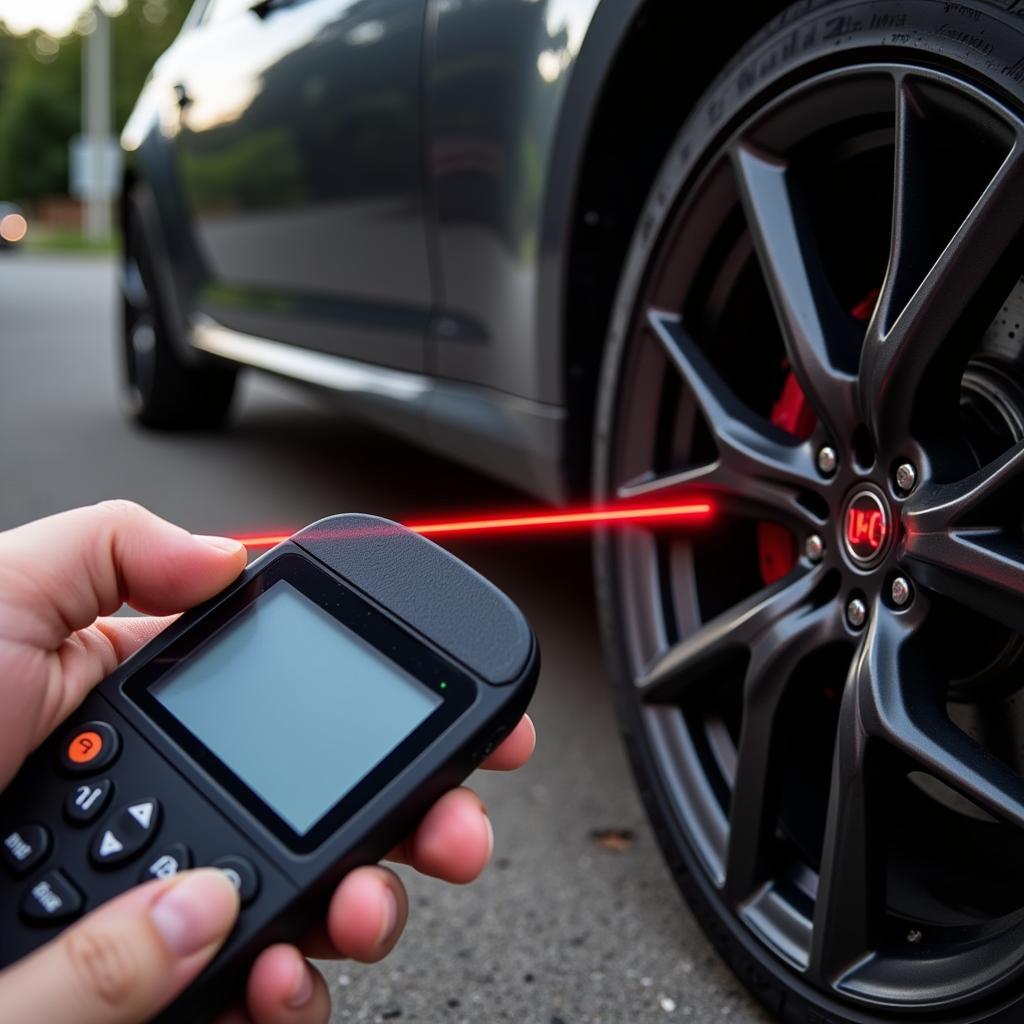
<box><xmin>842</xmin><ymin>488</ymin><xmax>890</xmax><ymax>567</ymax></box>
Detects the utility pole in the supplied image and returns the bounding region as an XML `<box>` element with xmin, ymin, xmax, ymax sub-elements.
<box><xmin>82</xmin><ymin>2</ymin><xmax>112</xmax><ymax>242</ymax></box>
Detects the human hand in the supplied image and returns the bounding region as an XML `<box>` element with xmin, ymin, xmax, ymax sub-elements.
<box><xmin>0</xmin><ymin>501</ymin><xmax>535</xmax><ymax>1023</ymax></box>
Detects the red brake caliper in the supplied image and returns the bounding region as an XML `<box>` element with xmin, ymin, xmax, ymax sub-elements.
<box><xmin>756</xmin><ymin>288</ymin><xmax>879</xmax><ymax>585</ymax></box>
<box><xmin>756</xmin><ymin>371</ymin><xmax>816</xmax><ymax>584</ymax></box>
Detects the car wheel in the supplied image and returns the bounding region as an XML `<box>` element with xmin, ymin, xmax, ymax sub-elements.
<box><xmin>593</xmin><ymin>2</ymin><xmax>1024</xmax><ymax>1021</ymax></box>
<box><xmin>121</xmin><ymin>190</ymin><xmax>237</xmax><ymax>430</ymax></box>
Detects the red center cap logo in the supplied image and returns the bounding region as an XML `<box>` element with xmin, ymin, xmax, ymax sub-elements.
<box><xmin>843</xmin><ymin>490</ymin><xmax>889</xmax><ymax>565</ymax></box>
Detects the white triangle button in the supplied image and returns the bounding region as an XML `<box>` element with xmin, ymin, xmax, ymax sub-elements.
<box><xmin>98</xmin><ymin>830</ymin><xmax>124</xmax><ymax>858</ymax></box>
<box><xmin>127</xmin><ymin>802</ymin><xmax>154</xmax><ymax>830</ymax></box>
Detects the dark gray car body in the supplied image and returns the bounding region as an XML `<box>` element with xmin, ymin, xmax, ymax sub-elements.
<box><xmin>121</xmin><ymin>0</ymin><xmax>784</xmax><ymax>502</ymax></box>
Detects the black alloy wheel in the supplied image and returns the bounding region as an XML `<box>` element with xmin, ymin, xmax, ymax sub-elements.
<box><xmin>593</xmin><ymin>3</ymin><xmax>1024</xmax><ymax>1021</ymax></box>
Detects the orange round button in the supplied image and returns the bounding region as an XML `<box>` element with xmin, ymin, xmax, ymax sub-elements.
<box><xmin>67</xmin><ymin>731</ymin><xmax>103</xmax><ymax>765</ymax></box>
<box><xmin>59</xmin><ymin>721</ymin><xmax>119</xmax><ymax>774</ymax></box>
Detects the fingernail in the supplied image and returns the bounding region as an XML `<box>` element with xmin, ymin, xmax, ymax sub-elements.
<box><xmin>150</xmin><ymin>870</ymin><xmax>239</xmax><ymax>957</ymax></box>
<box><xmin>287</xmin><ymin>962</ymin><xmax>315</xmax><ymax>1009</ymax></box>
<box><xmin>195</xmin><ymin>534</ymin><xmax>245</xmax><ymax>555</ymax></box>
<box><xmin>483</xmin><ymin>810</ymin><xmax>494</xmax><ymax>862</ymax></box>
<box><xmin>378</xmin><ymin>883</ymin><xmax>399</xmax><ymax>947</ymax></box>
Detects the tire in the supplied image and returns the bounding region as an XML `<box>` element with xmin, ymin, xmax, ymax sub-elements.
<box><xmin>593</xmin><ymin>2</ymin><xmax>1024</xmax><ymax>1022</ymax></box>
<box><xmin>121</xmin><ymin>189</ymin><xmax>237</xmax><ymax>430</ymax></box>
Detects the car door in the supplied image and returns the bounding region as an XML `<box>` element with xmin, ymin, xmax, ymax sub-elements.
<box><xmin>169</xmin><ymin>0</ymin><xmax>431</xmax><ymax>373</ymax></box>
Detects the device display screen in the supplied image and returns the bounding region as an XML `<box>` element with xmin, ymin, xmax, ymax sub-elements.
<box><xmin>150</xmin><ymin>580</ymin><xmax>443</xmax><ymax>835</ymax></box>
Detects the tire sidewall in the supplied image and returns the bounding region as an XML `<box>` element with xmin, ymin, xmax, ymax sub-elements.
<box><xmin>592</xmin><ymin>2</ymin><xmax>1024</xmax><ymax>1022</ymax></box>
<box><xmin>122</xmin><ymin>203</ymin><xmax>160</xmax><ymax>415</ymax></box>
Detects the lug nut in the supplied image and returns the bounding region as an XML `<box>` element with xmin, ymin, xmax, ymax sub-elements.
<box><xmin>817</xmin><ymin>446</ymin><xmax>838</xmax><ymax>476</ymax></box>
<box><xmin>846</xmin><ymin>597</ymin><xmax>867</xmax><ymax>629</ymax></box>
<box><xmin>891</xmin><ymin>576</ymin><xmax>912</xmax><ymax>607</ymax></box>
<box><xmin>895</xmin><ymin>462</ymin><xmax>917</xmax><ymax>494</ymax></box>
<box><xmin>805</xmin><ymin>534</ymin><xmax>824</xmax><ymax>562</ymax></box>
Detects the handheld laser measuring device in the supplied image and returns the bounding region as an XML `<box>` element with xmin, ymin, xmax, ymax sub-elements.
<box><xmin>0</xmin><ymin>515</ymin><xmax>539</xmax><ymax>1021</ymax></box>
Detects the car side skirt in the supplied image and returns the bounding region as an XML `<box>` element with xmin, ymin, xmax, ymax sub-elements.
<box><xmin>192</xmin><ymin>318</ymin><xmax>568</xmax><ymax>506</ymax></box>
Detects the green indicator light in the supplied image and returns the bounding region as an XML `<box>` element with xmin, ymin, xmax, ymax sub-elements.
<box><xmin>439</xmin><ymin>681</ymin><xmax>447</xmax><ymax>689</ymax></box>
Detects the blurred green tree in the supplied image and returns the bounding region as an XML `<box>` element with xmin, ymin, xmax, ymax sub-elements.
<box><xmin>0</xmin><ymin>29</ymin><xmax>81</xmax><ymax>200</ymax></box>
<box><xmin>0</xmin><ymin>0</ymin><xmax>192</xmax><ymax>202</ymax></box>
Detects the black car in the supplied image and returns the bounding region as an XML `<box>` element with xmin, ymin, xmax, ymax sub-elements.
<box><xmin>121</xmin><ymin>3</ymin><xmax>1024</xmax><ymax>1021</ymax></box>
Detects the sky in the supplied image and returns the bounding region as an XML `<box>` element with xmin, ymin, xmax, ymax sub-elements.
<box><xmin>0</xmin><ymin>0</ymin><xmax>126</xmax><ymax>37</ymax></box>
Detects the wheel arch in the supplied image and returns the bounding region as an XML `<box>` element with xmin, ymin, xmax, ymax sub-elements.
<box><xmin>120</xmin><ymin>130</ymin><xmax>213</xmax><ymax>366</ymax></box>
<box><xmin>548</xmin><ymin>0</ymin><xmax>793</xmax><ymax>498</ymax></box>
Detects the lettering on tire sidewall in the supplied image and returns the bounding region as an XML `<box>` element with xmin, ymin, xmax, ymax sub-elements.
<box><xmin>715</xmin><ymin>1</ymin><xmax>1024</xmax><ymax>130</ymax></box>
<box><xmin>659</xmin><ymin>0</ymin><xmax>1024</xmax><ymax>214</ymax></box>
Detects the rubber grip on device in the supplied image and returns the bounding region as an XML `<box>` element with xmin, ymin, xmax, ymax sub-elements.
<box><xmin>293</xmin><ymin>515</ymin><xmax>532</xmax><ymax>685</ymax></box>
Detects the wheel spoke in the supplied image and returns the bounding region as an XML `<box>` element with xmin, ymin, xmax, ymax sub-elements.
<box><xmin>904</xmin><ymin>442</ymin><xmax>1024</xmax><ymax>633</ymax></box>
<box><xmin>637</xmin><ymin>563</ymin><xmax>827</xmax><ymax>704</ymax></box>
<box><xmin>861</xmin><ymin>77</ymin><xmax>1024</xmax><ymax>447</ymax></box>
<box><xmin>731</xmin><ymin>142</ymin><xmax>857</xmax><ymax>437</ymax></box>
<box><xmin>725</xmin><ymin>600</ymin><xmax>842</xmax><ymax>902</ymax></box>
<box><xmin>904</xmin><ymin>439</ymin><xmax>1024</xmax><ymax>527</ymax></box>
<box><xmin>809</xmin><ymin>608</ymin><xmax>926</xmax><ymax>980</ymax></box>
<box><xmin>809</xmin><ymin>648</ymin><xmax>877</xmax><ymax>982</ymax></box>
<box><xmin>905</xmin><ymin>530</ymin><xmax>1024</xmax><ymax>635</ymax></box>
<box><xmin>857</xmin><ymin>600</ymin><xmax>1024</xmax><ymax>828</ymax></box>
<box><xmin>646</xmin><ymin>309</ymin><xmax>822</xmax><ymax>509</ymax></box>
<box><xmin>617</xmin><ymin>459</ymin><xmax>824</xmax><ymax>531</ymax></box>
<box><xmin>617</xmin><ymin>462</ymin><xmax>722</xmax><ymax>502</ymax></box>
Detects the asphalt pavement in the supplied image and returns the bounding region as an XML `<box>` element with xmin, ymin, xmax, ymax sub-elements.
<box><xmin>0</xmin><ymin>253</ymin><xmax>770</xmax><ymax>1024</ymax></box>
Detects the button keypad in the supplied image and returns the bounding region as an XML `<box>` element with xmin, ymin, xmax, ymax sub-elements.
<box><xmin>2</xmin><ymin>701</ymin><xmax>281</xmax><ymax>975</ymax></box>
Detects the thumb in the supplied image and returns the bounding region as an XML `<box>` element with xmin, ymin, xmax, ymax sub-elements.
<box><xmin>0</xmin><ymin>501</ymin><xmax>248</xmax><ymax>778</ymax></box>
<box><xmin>0</xmin><ymin>869</ymin><xmax>240</xmax><ymax>1024</ymax></box>
<box><xmin>0</xmin><ymin>500</ymin><xmax>248</xmax><ymax>650</ymax></box>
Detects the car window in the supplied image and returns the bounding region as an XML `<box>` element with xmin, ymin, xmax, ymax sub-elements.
<box><xmin>201</xmin><ymin>0</ymin><xmax>255</xmax><ymax>27</ymax></box>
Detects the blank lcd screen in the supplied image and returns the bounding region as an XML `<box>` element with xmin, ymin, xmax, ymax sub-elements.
<box><xmin>150</xmin><ymin>580</ymin><xmax>443</xmax><ymax>835</ymax></box>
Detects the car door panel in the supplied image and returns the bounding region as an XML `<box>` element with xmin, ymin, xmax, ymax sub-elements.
<box><xmin>425</xmin><ymin>0</ymin><xmax>601</xmax><ymax>401</ymax></box>
<box><xmin>172</xmin><ymin>0</ymin><xmax>431</xmax><ymax>372</ymax></box>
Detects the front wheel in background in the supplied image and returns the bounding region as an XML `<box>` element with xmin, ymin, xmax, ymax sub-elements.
<box><xmin>593</xmin><ymin>2</ymin><xmax>1024</xmax><ymax>1022</ymax></box>
<box><xmin>121</xmin><ymin>192</ymin><xmax>237</xmax><ymax>430</ymax></box>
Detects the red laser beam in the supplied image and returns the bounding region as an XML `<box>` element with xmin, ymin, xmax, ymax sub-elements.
<box><xmin>230</xmin><ymin>502</ymin><xmax>713</xmax><ymax>549</ymax></box>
